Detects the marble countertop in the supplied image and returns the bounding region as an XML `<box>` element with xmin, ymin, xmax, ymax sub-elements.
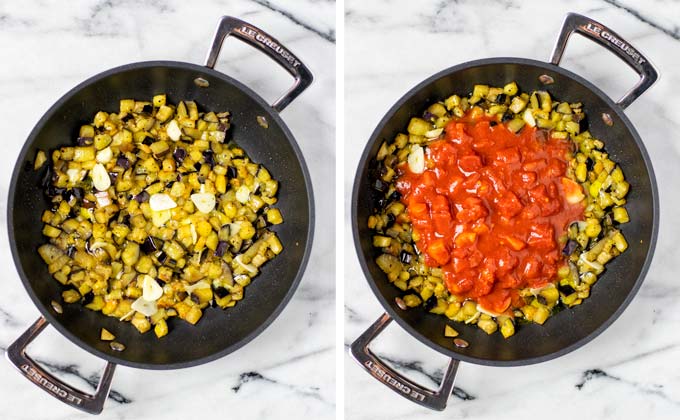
<box><xmin>0</xmin><ymin>1</ymin><xmax>335</xmax><ymax>419</ymax></box>
<box><xmin>345</xmin><ymin>0</ymin><xmax>680</xmax><ymax>419</ymax></box>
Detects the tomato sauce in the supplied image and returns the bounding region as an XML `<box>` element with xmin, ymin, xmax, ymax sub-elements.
<box><xmin>396</xmin><ymin>114</ymin><xmax>585</xmax><ymax>314</ymax></box>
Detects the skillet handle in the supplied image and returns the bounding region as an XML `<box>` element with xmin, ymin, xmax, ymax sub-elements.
<box><xmin>205</xmin><ymin>16</ymin><xmax>314</xmax><ymax>112</ymax></box>
<box><xmin>550</xmin><ymin>12</ymin><xmax>658</xmax><ymax>109</ymax></box>
<box><xmin>350</xmin><ymin>313</ymin><xmax>460</xmax><ymax>411</ymax></box>
<box><xmin>5</xmin><ymin>317</ymin><xmax>117</xmax><ymax>415</ymax></box>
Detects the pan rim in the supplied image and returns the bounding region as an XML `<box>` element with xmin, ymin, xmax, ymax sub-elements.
<box><xmin>351</xmin><ymin>56</ymin><xmax>659</xmax><ymax>367</ymax></box>
<box><xmin>7</xmin><ymin>60</ymin><xmax>315</xmax><ymax>370</ymax></box>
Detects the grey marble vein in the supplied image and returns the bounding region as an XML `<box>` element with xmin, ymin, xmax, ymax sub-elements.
<box><xmin>576</xmin><ymin>368</ymin><xmax>679</xmax><ymax>406</ymax></box>
<box><xmin>252</xmin><ymin>0</ymin><xmax>336</xmax><ymax>42</ymax></box>
<box><xmin>603</xmin><ymin>0</ymin><xmax>680</xmax><ymax>40</ymax></box>
<box><xmin>231</xmin><ymin>370</ymin><xmax>330</xmax><ymax>404</ymax></box>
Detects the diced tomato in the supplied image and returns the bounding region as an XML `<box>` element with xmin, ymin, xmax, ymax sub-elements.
<box><xmin>561</xmin><ymin>177</ymin><xmax>585</xmax><ymax>204</ymax></box>
<box><xmin>468</xmin><ymin>267</ymin><xmax>495</xmax><ymax>298</ymax></box>
<box><xmin>426</xmin><ymin>239</ymin><xmax>450</xmax><ymax>266</ymax></box>
<box><xmin>547</xmin><ymin>181</ymin><xmax>559</xmax><ymax>199</ymax></box>
<box><xmin>420</xmin><ymin>171</ymin><xmax>436</xmax><ymax>187</ymax></box>
<box><xmin>462</xmin><ymin>172</ymin><xmax>481</xmax><ymax>189</ymax></box>
<box><xmin>456</xmin><ymin>204</ymin><xmax>487</xmax><ymax>223</ymax></box>
<box><xmin>520</xmin><ymin>256</ymin><xmax>542</xmax><ymax>279</ymax></box>
<box><xmin>494</xmin><ymin>147</ymin><xmax>521</xmax><ymax>164</ymax></box>
<box><xmin>497</xmin><ymin>274</ymin><xmax>521</xmax><ymax>288</ymax></box>
<box><xmin>432</xmin><ymin>212</ymin><xmax>451</xmax><ymax>234</ymax></box>
<box><xmin>472</xmin><ymin>137</ymin><xmax>494</xmax><ymax>150</ymax></box>
<box><xmin>478</xmin><ymin>287</ymin><xmax>511</xmax><ymax>314</ymax></box>
<box><xmin>408</xmin><ymin>201</ymin><xmax>428</xmax><ymax>219</ymax></box>
<box><xmin>430</xmin><ymin>195</ymin><xmax>450</xmax><ymax>213</ymax></box>
<box><xmin>445</xmin><ymin>271</ymin><xmax>473</xmax><ymax>294</ymax></box>
<box><xmin>518</xmin><ymin>171</ymin><xmax>537</xmax><ymax>185</ymax></box>
<box><xmin>496</xmin><ymin>191</ymin><xmax>523</xmax><ymax>218</ymax></box>
<box><xmin>528</xmin><ymin>184</ymin><xmax>548</xmax><ymax>203</ymax></box>
<box><xmin>468</xmin><ymin>249</ymin><xmax>483</xmax><ymax>268</ymax></box>
<box><xmin>522</xmin><ymin>159</ymin><xmax>547</xmax><ymax>171</ymax></box>
<box><xmin>499</xmin><ymin>233</ymin><xmax>526</xmax><ymax>251</ymax></box>
<box><xmin>495</xmin><ymin>250</ymin><xmax>519</xmax><ymax>276</ymax></box>
<box><xmin>545</xmin><ymin>158</ymin><xmax>566</xmax><ymax>177</ymax></box>
<box><xmin>455</xmin><ymin>231</ymin><xmax>477</xmax><ymax>247</ymax></box>
<box><xmin>520</xmin><ymin>204</ymin><xmax>541</xmax><ymax>220</ymax></box>
<box><xmin>527</xmin><ymin>223</ymin><xmax>555</xmax><ymax>249</ymax></box>
<box><xmin>452</xmin><ymin>257</ymin><xmax>469</xmax><ymax>273</ymax></box>
<box><xmin>458</xmin><ymin>154</ymin><xmax>483</xmax><ymax>172</ymax></box>
<box><xmin>539</xmin><ymin>197</ymin><xmax>561</xmax><ymax>216</ymax></box>
<box><xmin>542</xmin><ymin>263</ymin><xmax>557</xmax><ymax>279</ymax></box>
<box><xmin>472</xmin><ymin>221</ymin><xmax>490</xmax><ymax>235</ymax></box>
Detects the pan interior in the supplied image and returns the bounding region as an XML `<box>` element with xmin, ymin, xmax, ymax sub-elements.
<box><xmin>9</xmin><ymin>62</ymin><xmax>312</xmax><ymax>368</ymax></box>
<box><xmin>354</xmin><ymin>59</ymin><xmax>657</xmax><ymax>365</ymax></box>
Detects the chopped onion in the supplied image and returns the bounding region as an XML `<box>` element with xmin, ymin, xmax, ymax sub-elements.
<box><xmin>119</xmin><ymin>309</ymin><xmax>135</xmax><ymax>321</ymax></box>
<box><xmin>184</xmin><ymin>280</ymin><xmax>211</xmax><ymax>295</ymax></box>
<box><xmin>523</xmin><ymin>109</ymin><xmax>536</xmax><ymax>127</ymax></box>
<box><xmin>476</xmin><ymin>304</ymin><xmax>501</xmax><ymax>317</ymax></box>
<box><xmin>425</xmin><ymin>127</ymin><xmax>443</xmax><ymax>138</ymax></box>
<box><xmin>212</xmin><ymin>131</ymin><xmax>226</xmax><ymax>142</ymax></box>
<box><xmin>229</xmin><ymin>221</ymin><xmax>242</xmax><ymax>236</ymax></box>
<box><xmin>67</xmin><ymin>168</ymin><xmax>86</xmax><ymax>184</ymax></box>
<box><xmin>166</xmin><ymin>119</ymin><xmax>182</xmax><ymax>141</ymax></box>
<box><xmin>95</xmin><ymin>191</ymin><xmax>111</xmax><ymax>207</ymax></box>
<box><xmin>190</xmin><ymin>223</ymin><xmax>198</xmax><ymax>244</ymax></box>
<box><xmin>234</xmin><ymin>254</ymin><xmax>258</xmax><ymax>275</ymax></box>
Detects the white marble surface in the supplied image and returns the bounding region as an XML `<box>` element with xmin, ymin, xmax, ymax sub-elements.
<box><xmin>0</xmin><ymin>1</ymin><xmax>335</xmax><ymax>419</ymax></box>
<box><xmin>345</xmin><ymin>1</ymin><xmax>680</xmax><ymax>419</ymax></box>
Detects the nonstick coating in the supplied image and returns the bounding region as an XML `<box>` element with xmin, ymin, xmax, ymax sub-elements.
<box><xmin>8</xmin><ymin>61</ymin><xmax>313</xmax><ymax>369</ymax></box>
<box><xmin>353</xmin><ymin>58</ymin><xmax>658</xmax><ymax>366</ymax></box>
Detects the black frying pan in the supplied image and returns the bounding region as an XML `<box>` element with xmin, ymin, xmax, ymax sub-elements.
<box><xmin>350</xmin><ymin>13</ymin><xmax>658</xmax><ymax>410</ymax></box>
<box><xmin>6</xmin><ymin>16</ymin><xmax>314</xmax><ymax>414</ymax></box>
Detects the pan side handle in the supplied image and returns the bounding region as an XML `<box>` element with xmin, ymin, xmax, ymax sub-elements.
<box><xmin>5</xmin><ymin>317</ymin><xmax>117</xmax><ymax>415</ymax></box>
<box><xmin>204</xmin><ymin>16</ymin><xmax>314</xmax><ymax>113</ymax></box>
<box><xmin>550</xmin><ymin>12</ymin><xmax>658</xmax><ymax>109</ymax></box>
<box><xmin>350</xmin><ymin>313</ymin><xmax>460</xmax><ymax>411</ymax></box>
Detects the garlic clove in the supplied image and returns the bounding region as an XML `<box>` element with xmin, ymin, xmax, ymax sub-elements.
<box><xmin>191</xmin><ymin>192</ymin><xmax>216</xmax><ymax>213</ymax></box>
<box><xmin>166</xmin><ymin>119</ymin><xmax>182</xmax><ymax>141</ymax></box>
<box><xmin>407</xmin><ymin>145</ymin><xmax>425</xmax><ymax>174</ymax></box>
<box><xmin>142</xmin><ymin>275</ymin><xmax>163</xmax><ymax>301</ymax></box>
<box><xmin>131</xmin><ymin>296</ymin><xmax>158</xmax><ymax>317</ymax></box>
<box><xmin>92</xmin><ymin>163</ymin><xmax>111</xmax><ymax>191</ymax></box>
<box><xmin>96</xmin><ymin>147</ymin><xmax>113</xmax><ymax>164</ymax></box>
<box><xmin>149</xmin><ymin>193</ymin><xmax>177</xmax><ymax>211</ymax></box>
<box><xmin>235</xmin><ymin>185</ymin><xmax>250</xmax><ymax>204</ymax></box>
